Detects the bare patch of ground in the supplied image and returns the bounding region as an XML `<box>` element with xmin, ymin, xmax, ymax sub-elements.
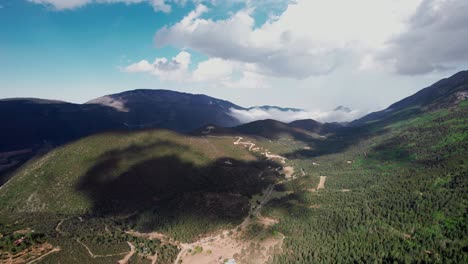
<box><xmin>257</xmin><ymin>215</ymin><xmax>279</xmax><ymax>227</ymax></box>
<box><xmin>13</xmin><ymin>228</ymin><xmax>33</xmax><ymax>235</ymax></box>
<box><xmin>1</xmin><ymin>242</ymin><xmax>60</xmax><ymax>264</ymax></box>
<box><xmin>176</xmin><ymin>231</ymin><xmax>283</xmax><ymax>264</ymax></box>
<box><xmin>174</xmin><ymin>183</ymin><xmax>283</xmax><ymax>264</ymax></box>
<box><xmin>281</xmin><ymin>166</ymin><xmax>294</xmax><ymax>179</ymax></box>
<box><xmin>317</xmin><ymin>176</ymin><xmax>327</xmax><ymax>190</ymax></box>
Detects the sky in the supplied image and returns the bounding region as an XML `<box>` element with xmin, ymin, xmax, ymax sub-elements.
<box><xmin>1</xmin><ymin>0</ymin><xmax>468</xmax><ymax>121</ymax></box>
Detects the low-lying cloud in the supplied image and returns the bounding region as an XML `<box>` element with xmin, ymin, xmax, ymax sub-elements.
<box><xmin>229</xmin><ymin>107</ymin><xmax>366</xmax><ymax>124</ymax></box>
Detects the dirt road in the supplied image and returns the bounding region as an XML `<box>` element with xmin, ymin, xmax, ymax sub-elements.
<box><xmin>118</xmin><ymin>242</ymin><xmax>136</xmax><ymax>264</ymax></box>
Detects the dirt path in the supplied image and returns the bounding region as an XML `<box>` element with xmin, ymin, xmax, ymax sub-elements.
<box><xmin>264</xmin><ymin>152</ymin><xmax>287</xmax><ymax>163</ymax></box>
<box><xmin>75</xmin><ymin>238</ymin><xmax>128</xmax><ymax>258</ymax></box>
<box><xmin>317</xmin><ymin>176</ymin><xmax>327</xmax><ymax>190</ymax></box>
<box><xmin>27</xmin><ymin>246</ymin><xmax>61</xmax><ymax>264</ymax></box>
<box><xmin>118</xmin><ymin>242</ymin><xmax>136</xmax><ymax>264</ymax></box>
<box><xmin>57</xmin><ymin>218</ymin><xmax>129</xmax><ymax>259</ymax></box>
<box><xmin>150</xmin><ymin>252</ymin><xmax>158</xmax><ymax>264</ymax></box>
<box><xmin>55</xmin><ymin>217</ymin><xmax>72</xmax><ymax>235</ymax></box>
<box><xmin>233</xmin><ymin>136</ymin><xmax>287</xmax><ymax>164</ymax></box>
<box><xmin>173</xmin><ymin>183</ymin><xmax>278</xmax><ymax>264</ymax></box>
<box><xmin>171</xmin><ymin>137</ymin><xmax>291</xmax><ymax>264</ymax></box>
<box><xmin>233</xmin><ymin>137</ymin><xmax>256</xmax><ymax>151</ymax></box>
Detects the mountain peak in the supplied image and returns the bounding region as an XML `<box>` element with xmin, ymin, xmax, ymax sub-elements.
<box><xmin>248</xmin><ymin>105</ymin><xmax>304</xmax><ymax>112</ymax></box>
<box><xmin>333</xmin><ymin>105</ymin><xmax>352</xmax><ymax>113</ymax></box>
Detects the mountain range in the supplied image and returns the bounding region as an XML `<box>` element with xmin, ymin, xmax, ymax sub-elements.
<box><xmin>0</xmin><ymin>71</ymin><xmax>466</xmax><ymax>263</ymax></box>
<box><xmin>1</xmin><ymin>71</ymin><xmax>467</xmax><ymax>184</ymax></box>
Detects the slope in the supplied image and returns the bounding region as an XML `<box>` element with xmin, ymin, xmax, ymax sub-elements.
<box><xmin>353</xmin><ymin>70</ymin><xmax>468</xmax><ymax>125</ymax></box>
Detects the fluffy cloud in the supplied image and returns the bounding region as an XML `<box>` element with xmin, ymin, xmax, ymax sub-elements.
<box><xmin>29</xmin><ymin>0</ymin><xmax>92</xmax><ymax>10</ymax></box>
<box><xmin>124</xmin><ymin>51</ymin><xmax>191</xmax><ymax>80</ymax></box>
<box><xmin>28</xmin><ymin>0</ymin><xmax>196</xmax><ymax>12</ymax></box>
<box><xmin>229</xmin><ymin>107</ymin><xmax>366</xmax><ymax>123</ymax></box>
<box><xmin>124</xmin><ymin>51</ymin><xmax>269</xmax><ymax>88</ymax></box>
<box><xmin>154</xmin><ymin>0</ymin><xmax>426</xmax><ymax>79</ymax></box>
<box><xmin>368</xmin><ymin>0</ymin><xmax>468</xmax><ymax>75</ymax></box>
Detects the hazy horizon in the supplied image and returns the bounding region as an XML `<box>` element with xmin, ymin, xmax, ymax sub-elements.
<box><xmin>1</xmin><ymin>0</ymin><xmax>468</xmax><ymax>116</ymax></box>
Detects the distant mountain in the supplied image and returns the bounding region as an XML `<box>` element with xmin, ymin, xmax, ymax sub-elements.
<box><xmin>0</xmin><ymin>90</ymin><xmax>248</xmax><ymax>182</ymax></box>
<box><xmin>289</xmin><ymin>119</ymin><xmax>342</xmax><ymax>134</ymax></box>
<box><xmin>333</xmin><ymin>105</ymin><xmax>352</xmax><ymax>113</ymax></box>
<box><xmin>87</xmin><ymin>89</ymin><xmax>243</xmax><ymax>131</ymax></box>
<box><xmin>232</xmin><ymin>119</ymin><xmax>315</xmax><ymax>140</ymax></box>
<box><xmin>0</xmin><ymin>98</ymin><xmax>122</xmax><ymax>152</ymax></box>
<box><xmin>248</xmin><ymin>105</ymin><xmax>304</xmax><ymax>112</ymax></box>
<box><xmin>353</xmin><ymin>70</ymin><xmax>468</xmax><ymax>125</ymax></box>
<box><xmin>0</xmin><ymin>90</ymin><xmax>244</xmax><ymax>153</ymax></box>
<box><xmin>288</xmin><ymin>119</ymin><xmax>321</xmax><ymax>132</ymax></box>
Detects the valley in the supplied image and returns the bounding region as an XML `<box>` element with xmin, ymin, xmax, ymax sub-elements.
<box><xmin>3</xmin><ymin>0</ymin><xmax>468</xmax><ymax>262</ymax></box>
<box><xmin>0</xmin><ymin>71</ymin><xmax>467</xmax><ymax>263</ymax></box>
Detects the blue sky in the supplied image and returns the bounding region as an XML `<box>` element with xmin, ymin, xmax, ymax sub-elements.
<box><xmin>1</xmin><ymin>0</ymin><xmax>467</xmax><ymax>121</ymax></box>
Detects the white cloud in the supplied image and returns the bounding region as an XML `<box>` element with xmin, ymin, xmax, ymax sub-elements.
<box><xmin>154</xmin><ymin>0</ymin><xmax>424</xmax><ymax>79</ymax></box>
<box><xmin>28</xmin><ymin>0</ymin><xmax>200</xmax><ymax>12</ymax></box>
<box><xmin>124</xmin><ymin>51</ymin><xmax>191</xmax><ymax>81</ymax></box>
<box><xmin>229</xmin><ymin>107</ymin><xmax>366</xmax><ymax>123</ymax></box>
<box><xmin>367</xmin><ymin>0</ymin><xmax>468</xmax><ymax>75</ymax></box>
<box><xmin>29</xmin><ymin>0</ymin><xmax>92</xmax><ymax>10</ymax></box>
<box><xmin>125</xmin><ymin>52</ymin><xmax>270</xmax><ymax>88</ymax></box>
<box><xmin>222</xmin><ymin>71</ymin><xmax>270</xmax><ymax>89</ymax></box>
<box><xmin>192</xmin><ymin>58</ymin><xmax>235</xmax><ymax>82</ymax></box>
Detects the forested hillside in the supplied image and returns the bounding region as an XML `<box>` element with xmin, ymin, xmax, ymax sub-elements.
<box><xmin>265</xmin><ymin>99</ymin><xmax>467</xmax><ymax>263</ymax></box>
<box><xmin>0</xmin><ymin>73</ymin><xmax>467</xmax><ymax>263</ymax></box>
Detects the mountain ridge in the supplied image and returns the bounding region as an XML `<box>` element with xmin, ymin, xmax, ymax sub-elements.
<box><xmin>353</xmin><ymin>70</ymin><xmax>468</xmax><ymax>125</ymax></box>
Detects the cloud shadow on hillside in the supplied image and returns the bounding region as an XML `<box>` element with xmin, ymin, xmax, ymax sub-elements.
<box><xmin>75</xmin><ymin>141</ymin><xmax>281</xmax><ymax>225</ymax></box>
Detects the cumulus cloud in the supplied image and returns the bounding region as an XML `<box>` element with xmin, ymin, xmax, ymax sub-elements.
<box><xmin>368</xmin><ymin>0</ymin><xmax>468</xmax><ymax>75</ymax></box>
<box><xmin>154</xmin><ymin>4</ymin><xmax>336</xmax><ymax>79</ymax></box>
<box><xmin>154</xmin><ymin>0</ymin><xmax>426</xmax><ymax>79</ymax></box>
<box><xmin>124</xmin><ymin>51</ymin><xmax>270</xmax><ymax>88</ymax></box>
<box><xmin>229</xmin><ymin>107</ymin><xmax>366</xmax><ymax>123</ymax></box>
<box><xmin>124</xmin><ymin>51</ymin><xmax>191</xmax><ymax>80</ymax></box>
